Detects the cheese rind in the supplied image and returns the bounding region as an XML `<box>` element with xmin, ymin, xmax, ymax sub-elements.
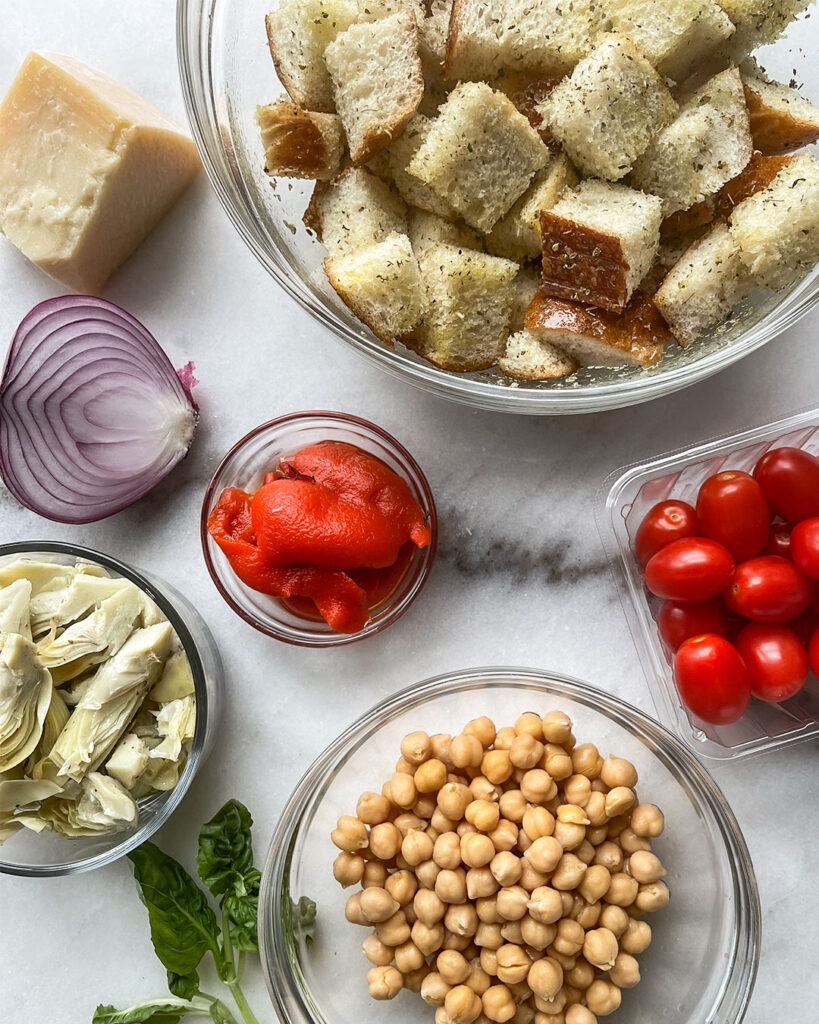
<box><xmin>0</xmin><ymin>52</ymin><xmax>201</xmax><ymax>292</ymax></box>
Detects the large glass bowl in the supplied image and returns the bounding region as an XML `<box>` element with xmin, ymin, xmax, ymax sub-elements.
<box><xmin>258</xmin><ymin>667</ymin><xmax>760</xmax><ymax>1024</ymax></box>
<box><xmin>0</xmin><ymin>542</ymin><xmax>223</xmax><ymax>877</ymax></box>
<box><xmin>177</xmin><ymin>0</ymin><xmax>819</xmax><ymax>415</ymax></box>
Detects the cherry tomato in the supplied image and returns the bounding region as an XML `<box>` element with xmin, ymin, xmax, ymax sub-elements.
<box><xmin>762</xmin><ymin>523</ymin><xmax>792</xmax><ymax>559</ymax></box>
<box><xmin>674</xmin><ymin>634</ymin><xmax>751</xmax><ymax>725</ymax></box>
<box><xmin>725</xmin><ymin>556</ymin><xmax>813</xmax><ymax>623</ymax></box>
<box><xmin>634</xmin><ymin>500</ymin><xmax>699</xmax><ymax>566</ymax></box>
<box><xmin>645</xmin><ymin>538</ymin><xmax>734</xmax><ymax>602</ymax></box>
<box><xmin>788</xmin><ymin>607</ymin><xmax>819</xmax><ymax>645</ymax></box>
<box><xmin>735</xmin><ymin>623</ymin><xmax>809</xmax><ymax>703</ymax></box>
<box><xmin>753</xmin><ymin>446</ymin><xmax>819</xmax><ymax>522</ymax></box>
<box><xmin>809</xmin><ymin>630</ymin><xmax>819</xmax><ymax>677</ymax></box>
<box><xmin>695</xmin><ymin>470</ymin><xmax>770</xmax><ymax>562</ymax></box>
<box><xmin>657</xmin><ymin>598</ymin><xmax>728</xmax><ymax>651</ymax></box>
<box><xmin>791</xmin><ymin>517</ymin><xmax>819</xmax><ymax>580</ymax></box>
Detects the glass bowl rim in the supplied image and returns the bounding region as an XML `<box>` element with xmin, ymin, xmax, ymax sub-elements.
<box><xmin>257</xmin><ymin>665</ymin><xmax>761</xmax><ymax>1024</ymax></box>
<box><xmin>0</xmin><ymin>540</ymin><xmax>209</xmax><ymax>878</ymax></box>
<box><xmin>199</xmin><ymin>410</ymin><xmax>438</xmax><ymax>646</ymax></box>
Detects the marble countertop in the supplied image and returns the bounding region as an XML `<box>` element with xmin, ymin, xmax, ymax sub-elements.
<box><xmin>1</xmin><ymin>3</ymin><xmax>817</xmax><ymax>1022</ymax></box>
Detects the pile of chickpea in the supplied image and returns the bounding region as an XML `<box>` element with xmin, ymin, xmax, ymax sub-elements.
<box><xmin>331</xmin><ymin>711</ymin><xmax>669</xmax><ymax>1024</ymax></box>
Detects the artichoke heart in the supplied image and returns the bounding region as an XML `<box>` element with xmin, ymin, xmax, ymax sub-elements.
<box><xmin>151</xmin><ymin>695</ymin><xmax>196</xmax><ymax>762</ymax></box>
<box><xmin>30</xmin><ymin>572</ymin><xmax>127</xmax><ymax>639</ymax></box>
<box><xmin>0</xmin><ymin>580</ymin><xmax>32</xmax><ymax>642</ymax></box>
<box><xmin>149</xmin><ymin>644</ymin><xmax>195</xmax><ymax>702</ymax></box>
<box><xmin>0</xmin><ymin>560</ymin><xmax>81</xmax><ymax>593</ymax></box>
<box><xmin>47</xmin><ymin>622</ymin><xmax>173</xmax><ymax>782</ymax></box>
<box><xmin>37</xmin><ymin>585</ymin><xmax>146</xmax><ymax>669</ymax></box>
<box><xmin>41</xmin><ymin>772</ymin><xmax>138</xmax><ymax>837</ymax></box>
<box><xmin>0</xmin><ymin>634</ymin><xmax>54</xmax><ymax>772</ymax></box>
<box><xmin>106</xmin><ymin>732</ymin><xmax>150</xmax><ymax>790</ymax></box>
<box><xmin>0</xmin><ymin>776</ymin><xmax>63</xmax><ymax>812</ymax></box>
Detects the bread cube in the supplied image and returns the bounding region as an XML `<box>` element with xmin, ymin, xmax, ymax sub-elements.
<box><xmin>713</xmin><ymin>151</ymin><xmax>795</xmax><ymax>221</ymax></box>
<box><xmin>525</xmin><ymin>288</ymin><xmax>671</xmax><ymax>366</ymax></box>
<box><xmin>653</xmin><ymin>222</ymin><xmax>755</xmax><ymax>345</ymax></box>
<box><xmin>408</xmin><ymin>82</ymin><xmax>550</xmax><ymax>233</ymax></box>
<box><xmin>407</xmin><ymin>208</ymin><xmax>483</xmax><ymax>254</ymax></box>
<box><xmin>445</xmin><ymin>0</ymin><xmax>603</xmax><ymax>81</ymax></box>
<box><xmin>304</xmin><ymin>166</ymin><xmax>407</xmax><ymax>256</ymax></box>
<box><xmin>325</xmin><ymin>232</ymin><xmax>424</xmax><ymax>340</ymax></box>
<box><xmin>324</xmin><ymin>10</ymin><xmax>425</xmax><ymax>164</ymax></box>
<box><xmin>541</xmin><ymin>34</ymin><xmax>677</xmax><ymax>181</ymax></box>
<box><xmin>387</xmin><ymin>115</ymin><xmax>457</xmax><ymax>219</ymax></box>
<box><xmin>714</xmin><ymin>0</ymin><xmax>811</xmax><ymax>54</ymax></box>
<box><xmin>539</xmin><ymin>180</ymin><xmax>663</xmax><ymax>312</ymax></box>
<box><xmin>509</xmin><ymin>264</ymin><xmax>542</xmax><ymax>331</ymax></box>
<box><xmin>407</xmin><ymin>244</ymin><xmax>519</xmax><ymax>370</ymax></box>
<box><xmin>256</xmin><ymin>102</ymin><xmax>344</xmax><ymax>180</ymax></box>
<box><xmin>742</xmin><ymin>74</ymin><xmax>819</xmax><ymax>154</ymax></box>
<box><xmin>606</xmin><ymin>0</ymin><xmax>735</xmax><ymax>83</ymax></box>
<box><xmin>486</xmin><ymin>154</ymin><xmax>577</xmax><ymax>261</ymax></box>
<box><xmin>729</xmin><ymin>151</ymin><xmax>819</xmax><ymax>290</ymax></box>
<box><xmin>497</xmin><ymin>330</ymin><xmax>578</xmax><ymax>380</ymax></box>
<box><xmin>266</xmin><ymin>0</ymin><xmax>359</xmax><ymax>113</ymax></box>
<box><xmin>495</xmin><ymin>73</ymin><xmax>564</xmax><ymax>149</ymax></box>
<box><xmin>632</xmin><ymin>69</ymin><xmax>753</xmax><ymax>217</ymax></box>
<box><xmin>418</xmin><ymin>0</ymin><xmax>452</xmax><ymax>75</ymax></box>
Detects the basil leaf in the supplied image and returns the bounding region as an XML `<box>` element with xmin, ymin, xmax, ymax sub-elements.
<box><xmin>92</xmin><ymin>1000</ymin><xmax>188</xmax><ymax>1023</ymax></box>
<box><xmin>128</xmin><ymin>843</ymin><xmax>220</xmax><ymax>976</ymax></box>
<box><xmin>196</xmin><ymin>800</ymin><xmax>257</xmax><ymax>899</ymax></box>
<box><xmin>167</xmin><ymin>970</ymin><xmax>198</xmax><ymax>1001</ymax></box>
<box><xmin>224</xmin><ymin>893</ymin><xmax>259</xmax><ymax>952</ymax></box>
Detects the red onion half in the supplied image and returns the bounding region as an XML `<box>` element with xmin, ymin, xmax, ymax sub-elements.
<box><xmin>0</xmin><ymin>296</ymin><xmax>198</xmax><ymax>524</ymax></box>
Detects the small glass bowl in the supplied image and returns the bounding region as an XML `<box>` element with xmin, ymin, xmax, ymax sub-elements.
<box><xmin>0</xmin><ymin>542</ymin><xmax>223</xmax><ymax>877</ymax></box>
<box><xmin>200</xmin><ymin>411</ymin><xmax>437</xmax><ymax>646</ymax></box>
<box><xmin>259</xmin><ymin>667</ymin><xmax>760</xmax><ymax>1024</ymax></box>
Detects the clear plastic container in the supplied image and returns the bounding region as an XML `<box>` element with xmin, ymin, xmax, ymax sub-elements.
<box><xmin>600</xmin><ymin>407</ymin><xmax>819</xmax><ymax>760</ymax></box>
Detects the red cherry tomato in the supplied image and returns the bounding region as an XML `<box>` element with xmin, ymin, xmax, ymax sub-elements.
<box><xmin>809</xmin><ymin>630</ymin><xmax>819</xmax><ymax>677</ymax></box>
<box><xmin>645</xmin><ymin>538</ymin><xmax>734</xmax><ymax>603</ymax></box>
<box><xmin>674</xmin><ymin>634</ymin><xmax>751</xmax><ymax>725</ymax></box>
<box><xmin>753</xmin><ymin>446</ymin><xmax>819</xmax><ymax>522</ymax></box>
<box><xmin>634</xmin><ymin>500</ymin><xmax>699</xmax><ymax>566</ymax></box>
<box><xmin>695</xmin><ymin>470</ymin><xmax>770</xmax><ymax>562</ymax></box>
<box><xmin>657</xmin><ymin>599</ymin><xmax>728</xmax><ymax>651</ymax></box>
<box><xmin>791</xmin><ymin>517</ymin><xmax>819</xmax><ymax>580</ymax></box>
<box><xmin>725</xmin><ymin>556</ymin><xmax>814</xmax><ymax>623</ymax></box>
<box><xmin>735</xmin><ymin>623</ymin><xmax>809</xmax><ymax>703</ymax></box>
<box><xmin>762</xmin><ymin>523</ymin><xmax>793</xmax><ymax>559</ymax></box>
<box><xmin>788</xmin><ymin>607</ymin><xmax>819</xmax><ymax>645</ymax></box>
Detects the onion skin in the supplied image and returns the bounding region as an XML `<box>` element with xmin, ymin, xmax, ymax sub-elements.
<box><xmin>0</xmin><ymin>295</ymin><xmax>198</xmax><ymax>524</ymax></box>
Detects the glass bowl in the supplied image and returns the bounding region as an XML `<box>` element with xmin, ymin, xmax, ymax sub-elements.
<box><xmin>0</xmin><ymin>542</ymin><xmax>223</xmax><ymax>877</ymax></box>
<box><xmin>258</xmin><ymin>667</ymin><xmax>760</xmax><ymax>1024</ymax></box>
<box><xmin>200</xmin><ymin>411</ymin><xmax>437</xmax><ymax>646</ymax></box>
<box><xmin>177</xmin><ymin>0</ymin><xmax>819</xmax><ymax>415</ymax></box>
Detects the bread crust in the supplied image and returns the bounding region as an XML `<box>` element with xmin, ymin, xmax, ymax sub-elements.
<box><xmin>743</xmin><ymin>81</ymin><xmax>819</xmax><ymax>154</ymax></box>
<box><xmin>714</xmin><ymin>151</ymin><xmax>795</xmax><ymax>220</ymax></box>
<box><xmin>539</xmin><ymin>210</ymin><xmax>630</xmax><ymax>312</ymax></box>
<box><xmin>257</xmin><ymin>102</ymin><xmax>343</xmax><ymax>180</ymax></box>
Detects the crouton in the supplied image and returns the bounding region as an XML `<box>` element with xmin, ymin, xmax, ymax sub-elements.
<box><xmin>510</xmin><ymin>264</ymin><xmax>542</xmax><ymax>331</ymax></box>
<box><xmin>325</xmin><ymin>232</ymin><xmax>424</xmax><ymax>340</ymax></box>
<box><xmin>494</xmin><ymin>72</ymin><xmax>564</xmax><ymax>148</ymax></box>
<box><xmin>497</xmin><ymin>330</ymin><xmax>579</xmax><ymax>380</ymax></box>
<box><xmin>387</xmin><ymin>115</ymin><xmax>457</xmax><ymax>219</ymax></box>
<box><xmin>605</xmin><ymin>0</ymin><xmax>735</xmax><ymax>84</ymax></box>
<box><xmin>406</xmin><ymin>244</ymin><xmax>519</xmax><ymax>370</ymax></box>
<box><xmin>541</xmin><ymin>34</ymin><xmax>677</xmax><ymax>181</ymax></box>
<box><xmin>408</xmin><ymin>82</ymin><xmax>550</xmax><ymax>233</ymax></box>
<box><xmin>632</xmin><ymin>69</ymin><xmax>753</xmax><ymax>216</ymax></box>
<box><xmin>539</xmin><ymin>180</ymin><xmax>663</xmax><ymax>312</ymax></box>
<box><xmin>324</xmin><ymin>10</ymin><xmax>424</xmax><ymax>164</ymax></box>
<box><xmin>266</xmin><ymin>0</ymin><xmax>359</xmax><ymax>113</ymax></box>
<box><xmin>525</xmin><ymin>288</ymin><xmax>671</xmax><ymax>366</ymax></box>
<box><xmin>487</xmin><ymin>155</ymin><xmax>578</xmax><ymax>261</ymax></box>
<box><xmin>304</xmin><ymin>166</ymin><xmax>407</xmax><ymax>256</ymax></box>
<box><xmin>742</xmin><ymin>74</ymin><xmax>819</xmax><ymax>154</ymax></box>
<box><xmin>714</xmin><ymin>0</ymin><xmax>811</xmax><ymax>54</ymax></box>
<box><xmin>444</xmin><ymin>0</ymin><xmax>604</xmax><ymax>81</ymax></box>
<box><xmin>653</xmin><ymin>222</ymin><xmax>755</xmax><ymax>345</ymax></box>
<box><xmin>418</xmin><ymin>0</ymin><xmax>452</xmax><ymax>75</ymax></box>
<box><xmin>713</xmin><ymin>151</ymin><xmax>795</xmax><ymax>220</ymax></box>
<box><xmin>407</xmin><ymin>208</ymin><xmax>484</xmax><ymax>254</ymax></box>
<box><xmin>729</xmin><ymin>151</ymin><xmax>819</xmax><ymax>290</ymax></box>
<box><xmin>661</xmin><ymin>202</ymin><xmax>715</xmax><ymax>241</ymax></box>
<box><xmin>256</xmin><ymin>101</ymin><xmax>345</xmax><ymax>180</ymax></box>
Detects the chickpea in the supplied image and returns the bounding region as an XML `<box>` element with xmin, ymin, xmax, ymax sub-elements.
<box><xmin>476</xmin><ymin>922</ymin><xmax>504</xmax><ymax>950</ymax></box>
<box><xmin>542</xmin><ymin>712</ymin><xmax>573</xmax><ymax>744</ymax></box>
<box><xmin>522</xmin><ymin>806</ymin><xmax>556</xmax><ymax>842</ymax></box>
<box><xmin>483</xmin><ymin>750</ymin><xmax>514</xmax><ymax>785</ymax></box>
<box><xmin>362</xmin><ymin>930</ymin><xmax>395</xmax><ymax>966</ymax></box>
<box><xmin>431</xmin><ymin>733</ymin><xmax>454</xmax><ymax>767</ymax></box>
<box><xmin>553</xmin><ymin>822</ymin><xmax>586</xmax><ymax>852</ymax></box>
<box><xmin>394</xmin><ymin>939</ymin><xmax>425</xmax><ymax>973</ymax></box>
<box><xmin>533</xmin><ymin>988</ymin><xmax>566</xmax><ymax>1015</ymax></box>
<box><xmin>527</xmin><ymin>886</ymin><xmax>563</xmax><ymax>924</ymax></box>
<box><xmin>467</xmin><ymin>800</ymin><xmax>501</xmax><ymax>833</ymax></box>
<box><xmin>553</xmin><ymin>918</ymin><xmax>584</xmax><ymax>957</ymax></box>
<box><xmin>415</xmin><ymin>887</ymin><xmax>447</xmax><ymax>926</ymax></box>
<box><xmin>413</xmin><ymin>918</ymin><xmax>446</xmax><ymax>955</ymax></box>
<box><xmin>471</xmin><ymin>776</ymin><xmax>502</xmax><ymax>804</ymax></box>
<box><xmin>575</xmin><ymin>840</ymin><xmax>596</xmax><ymax>866</ymax></box>
<box><xmin>619</xmin><ymin>918</ymin><xmax>651</xmax><ymax>955</ymax></box>
<box><xmin>496</xmin><ymin>944</ymin><xmax>531</xmax><ymax>984</ymax></box>
<box><xmin>593</xmin><ymin>841</ymin><xmax>623</xmax><ymax>873</ymax></box>
<box><xmin>465</xmin><ymin>958</ymin><xmax>492</xmax><ymax>997</ymax></box>
<box><xmin>562</xmin><ymin>775</ymin><xmax>592</xmax><ymax>807</ymax></box>
<box><xmin>468</xmin><ymin>866</ymin><xmax>501</xmax><ymax>900</ymax></box>
<box><xmin>332</xmin><ymin>851</ymin><xmax>365</xmax><ymax>888</ymax></box>
<box><xmin>585</xmin><ymin>980</ymin><xmax>621</xmax><ymax>1017</ymax></box>
<box><xmin>571</xmin><ymin>744</ymin><xmax>602</xmax><ymax>780</ymax></box>
<box><xmin>510</xmin><ymin>733</ymin><xmax>545</xmax><ymax>770</ymax></box>
<box><xmin>445</xmin><ymin>984</ymin><xmax>484</xmax><ymax>1024</ymax></box>
<box><xmin>331</xmin><ymin>815</ymin><xmax>368</xmax><ymax>853</ymax></box>
<box><xmin>357</xmin><ymin>791</ymin><xmax>392</xmax><ymax>826</ymax></box>
<box><xmin>404</xmin><ymin>964</ymin><xmax>431</xmax><ymax>993</ymax></box>
<box><xmin>527</xmin><ymin>956</ymin><xmax>563</xmax><ymax>999</ymax></box>
<box><xmin>517</xmin><ymin>830</ymin><xmax>533</xmax><ymax>855</ymax></box>
<box><xmin>362</xmin><ymin>860</ymin><xmax>389</xmax><ymax>889</ymax></box>
<box><xmin>483</xmin><ymin>984</ymin><xmax>516</xmax><ymax>1023</ymax></box>
<box><xmin>369</xmin><ymin>821</ymin><xmax>402</xmax><ymax>860</ymax></box>
<box><xmin>499</xmin><ymin>790</ymin><xmax>528</xmax><ymax>824</ymax></box>
<box><xmin>459</xmin><ymin>821</ymin><xmax>479</xmax><ymax>839</ymax></box>
<box><xmin>462</xmin><ymin>833</ymin><xmax>497</xmax><ymax>869</ymax></box>
<box><xmin>582</xmin><ymin>927</ymin><xmax>618</xmax><ymax>971</ymax></box>
<box><xmin>636</xmin><ymin>880</ymin><xmax>670</xmax><ymax>912</ymax></box>
<box><xmin>619</xmin><ymin>826</ymin><xmax>650</xmax><ymax>854</ymax></box>
<box><xmin>605</xmin><ymin>873</ymin><xmax>638</xmax><ymax>908</ymax></box>
<box><xmin>512</xmin><ymin>712</ymin><xmax>541</xmax><ymax>738</ymax></box>
<box><xmin>606</xmin><ymin>815</ymin><xmax>630</xmax><ymax>840</ymax></box>
<box><xmin>489</xmin><ymin>851</ymin><xmax>520</xmax><ymax>888</ymax></box>
<box><xmin>584</xmin><ymin>792</ymin><xmax>607</xmax><ymax>828</ymax></box>
<box><xmin>452</xmin><ymin>734</ymin><xmax>485</xmax><ymax>769</ymax></box>
<box><xmin>543</xmin><ymin>746</ymin><xmax>573</xmax><ymax>782</ymax></box>
<box><xmin>519</xmin><ymin>861</ymin><xmax>549</xmax><ymax>893</ymax></box>
<box><xmin>367</xmin><ymin>965</ymin><xmax>403</xmax><ymax>1000</ymax></box>
<box><xmin>439</xmin><ymin>949</ymin><xmax>472</xmax><ymax>985</ymax></box>
<box><xmin>565</xmin><ymin>1006</ymin><xmax>597</xmax><ymax>1024</ymax></box>
<box><xmin>444</xmin><ymin>929</ymin><xmax>474</xmax><ymax>952</ymax></box>
<box><xmin>598</xmin><ymin>905</ymin><xmax>629</xmax><ymax>938</ymax></box>
<box><xmin>513</xmin><ymin>1003</ymin><xmax>534</xmax><ymax>1024</ymax></box>
<box><xmin>422</xmin><ymin>972</ymin><xmax>452</xmax><ymax>1006</ymax></box>
<box><xmin>447</xmin><ymin>903</ymin><xmax>480</xmax><ymax>937</ymax></box>
<box><xmin>560</xmin><ymin>893</ymin><xmax>574</xmax><ymax>918</ymax></box>
<box><xmin>413</xmin><ymin>794</ymin><xmax>437</xmax><ymax>820</ymax></box>
<box><xmin>401</xmin><ymin>828</ymin><xmax>433</xmax><ymax>867</ymax></box>
<box><xmin>376</xmin><ymin>909</ymin><xmax>411</xmax><ymax>946</ymax></box>
<box><xmin>628</xmin><ymin>850</ymin><xmax>666</xmax><ymax>884</ymax></box>
<box><xmin>437</xmin><ymin>782</ymin><xmax>471</xmax><ymax>820</ymax></box>
<box><xmin>399</xmin><ymin>730</ymin><xmax>431</xmax><ymax>765</ymax></box>
<box><xmin>496</xmin><ymin>885</ymin><xmax>530</xmax><ymax>922</ymax></box>
<box><xmin>577</xmin><ymin>864</ymin><xmax>610</xmax><ymax>904</ymax></box>
<box><xmin>405</xmin><ymin>902</ymin><xmax>418</xmax><ymax>925</ymax></box>
<box><xmin>520</xmin><ymin>770</ymin><xmax>557</xmax><ymax>805</ymax></box>
<box><xmin>551</xmin><ymin>854</ymin><xmax>586</xmax><ymax>891</ymax></box>
<box><xmin>500</xmin><ymin>919</ymin><xmax>525</xmax><ymax>945</ymax></box>
<box><xmin>417</xmin><ymin>758</ymin><xmax>449</xmax><ymax>794</ymax></box>
<box><xmin>490</xmin><ymin>819</ymin><xmax>520</xmax><ymax>853</ymax></box>
<box><xmin>494</xmin><ymin>727</ymin><xmax>516</xmax><ymax>751</ymax></box>
<box><xmin>534</xmin><ymin>1013</ymin><xmax>564</xmax><ymax>1024</ymax></box>
<box><xmin>630</xmin><ymin>803</ymin><xmax>664</xmax><ymax>839</ymax></box>
<box><xmin>520</xmin><ymin>915</ymin><xmax>556</xmax><ymax>951</ymax></box>
<box><xmin>477</xmin><ymin>895</ymin><xmax>502</xmax><ymax>924</ymax></box>
<box><xmin>566</xmin><ymin>959</ymin><xmax>595</xmax><ymax>991</ymax></box>
<box><xmin>600</xmin><ymin>755</ymin><xmax>638</xmax><ymax>790</ymax></box>
<box><xmin>435</xmin><ymin>1008</ymin><xmax>451</xmax><ymax>1024</ymax></box>
<box><xmin>435</xmin><ymin>832</ymin><xmax>463</xmax><ymax>870</ymax></box>
<box><xmin>607</xmin><ymin>951</ymin><xmax>640</xmax><ymax>989</ymax></box>
<box><xmin>480</xmin><ymin>948</ymin><xmax>499</xmax><ymax>976</ymax></box>
<box><xmin>417</xmin><ymin>858</ymin><xmax>442</xmax><ymax>889</ymax></box>
<box><xmin>556</xmin><ymin>804</ymin><xmax>589</xmax><ymax>826</ymax></box>
<box><xmin>359</xmin><ymin>886</ymin><xmax>399</xmax><ymax>924</ymax></box>
<box><xmin>525</xmin><ymin>836</ymin><xmax>563</xmax><ymax>874</ymax></box>
<box><xmin>392</xmin><ymin>868</ymin><xmax>420</xmax><ymax>905</ymax></box>
<box><xmin>570</xmin><ymin>898</ymin><xmax>601</xmax><ymax>930</ymax></box>
<box><xmin>437</xmin><ymin>867</ymin><xmax>469</xmax><ymax>904</ymax></box>
<box><xmin>604</xmin><ymin>787</ymin><xmax>636</xmax><ymax>818</ymax></box>
<box><xmin>464</xmin><ymin>716</ymin><xmax>497</xmax><ymax>748</ymax></box>
<box><xmin>390</xmin><ymin>772</ymin><xmax>418</xmax><ymax>809</ymax></box>
<box><xmin>394</xmin><ymin>811</ymin><xmax>426</xmax><ymax>837</ymax></box>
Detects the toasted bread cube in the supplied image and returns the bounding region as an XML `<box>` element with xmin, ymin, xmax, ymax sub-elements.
<box><xmin>387</xmin><ymin>115</ymin><xmax>457</xmax><ymax>219</ymax></box>
<box><xmin>510</xmin><ymin>264</ymin><xmax>542</xmax><ymax>331</ymax></box>
<box><xmin>407</xmin><ymin>208</ymin><xmax>483</xmax><ymax>254</ymax></box>
<box><xmin>266</xmin><ymin>0</ymin><xmax>359</xmax><ymax>113</ymax></box>
<box><xmin>715</xmin><ymin>0</ymin><xmax>811</xmax><ymax>53</ymax></box>
<box><xmin>729</xmin><ymin>151</ymin><xmax>819</xmax><ymax>290</ymax></box>
<box><xmin>418</xmin><ymin>0</ymin><xmax>452</xmax><ymax>74</ymax></box>
<box><xmin>632</xmin><ymin>69</ymin><xmax>753</xmax><ymax>216</ymax></box>
<box><xmin>654</xmin><ymin>222</ymin><xmax>755</xmax><ymax>345</ymax></box>
<box><xmin>326</xmin><ymin>232</ymin><xmax>424</xmax><ymax>340</ymax></box>
<box><xmin>407</xmin><ymin>244</ymin><xmax>519</xmax><ymax>370</ymax></box>
<box><xmin>606</xmin><ymin>0</ymin><xmax>735</xmax><ymax>84</ymax></box>
<box><xmin>742</xmin><ymin>74</ymin><xmax>819</xmax><ymax>154</ymax></box>
<box><xmin>498</xmin><ymin>330</ymin><xmax>578</xmax><ymax>380</ymax></box>
<box><xmin>525</xmin><ymin>287</ymin><xmax>671</xmax><ymax>366</ymax></box>
<box><xmin>445</xmin><ymin>0</ymin><xmax>603</xmax><ymax>81</ymax></box>
<box><xmin>539</xmin><ymin>181</ymin><xmax>663</xmax><ymax>312</ymax></box>
<box><xmin>304</xmin><ymin>166</ymin><xmax>407</xmax><ymax>256</ymax></box>
<box><xmin>713</xmin><ymin>151</ymin><xmax>795</xmax><ymax>221</ymax></box>
<box><xmin>256</xmin><ymin>102</ymin><xmax>344</xmax><ymax>180</ymax></box>
<box><xmin>495</xmin><ymin>73</ymin><xmax>564</xmax><ymax>148</ymax></box>
<box><xmin>408</xmin><ymin>82</ymin><xmax>550</xmax><ymax>233</ymax></box>
<box><xmin>486</xmin><ymin>155</ymin><xmax>578</xmax><ymax>261</ymax></box>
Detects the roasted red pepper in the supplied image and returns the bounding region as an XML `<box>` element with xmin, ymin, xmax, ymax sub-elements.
<box><xmin>208</xmin><ymin>441</ymin><xmax>431</xmax><ymax>633</ymax></box>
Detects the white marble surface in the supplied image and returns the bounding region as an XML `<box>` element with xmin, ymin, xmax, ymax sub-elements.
<box><xmin>1</xmin><ymin>3</ymin><xmax>817</xmax><ymax>1021</ymax></box>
